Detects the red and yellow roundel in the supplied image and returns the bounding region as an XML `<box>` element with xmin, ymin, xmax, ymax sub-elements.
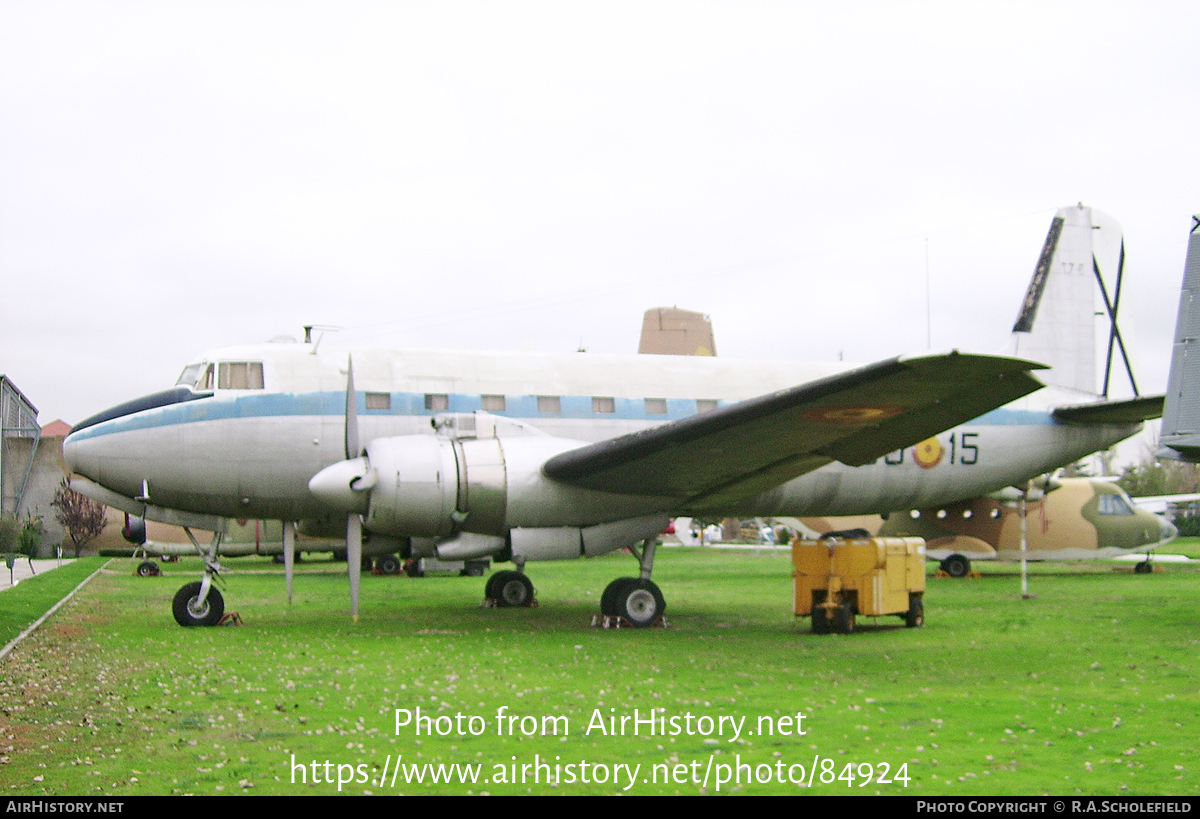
<box><xmin>913</xmin><ymin>437</ymin><xmax>944</xmax><ymax>469</ymax></box>
<box><xmin>803</xmin><ymin>405</ymin><xmax>905</xmax><ymax>425</ymax></box>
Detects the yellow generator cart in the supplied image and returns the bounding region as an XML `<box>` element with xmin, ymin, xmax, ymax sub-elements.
<box><xmin>793</xmin><ymin>536</ymin><xmax>926</xmax><ymax>634</ymax></box>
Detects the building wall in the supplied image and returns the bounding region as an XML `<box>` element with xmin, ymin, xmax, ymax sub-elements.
<box><xmin>16</xmin><ymin>433</ymin><xmax>70</xmax><ymax>556</ymax></box>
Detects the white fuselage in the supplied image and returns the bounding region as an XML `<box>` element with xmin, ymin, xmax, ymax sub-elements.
<box><xmin>64</xmin><ymin>342</ymin><xmax>1141</xmax><ymax>526</ymax></box>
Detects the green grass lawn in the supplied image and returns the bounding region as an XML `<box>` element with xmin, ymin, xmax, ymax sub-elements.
<box><xmin>1160</xmin><ymin>536</ymin><xmax>1200</xmax><ymax>560</ymax></box>
<box><xmin>1</xmin><ymin>548</ymin><xmax>1196</xmax><ymax>796</ymax></box>
<box><xmin>0</xmin><ymin>558</ymin><xmax>108</xmax><ymax>645</ymax></box>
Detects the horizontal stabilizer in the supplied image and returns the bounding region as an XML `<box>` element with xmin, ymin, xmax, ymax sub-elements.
<box><xmin>543</xmin><ymin>351</ymin><xmax>1045</xmax><ymax>506</ymax></box>
<box><xmin>1051</xmin><ymin>395</ymin><xmax>1164</xmax><ymax>426</ymax></box>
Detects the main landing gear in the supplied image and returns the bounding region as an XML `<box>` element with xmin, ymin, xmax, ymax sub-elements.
<box><xmin>481</xmin><ymin>537</ymin><xmax>668</xmax><ymax>627</ymax></box>
<box><xmin>599</xmin><ymin>537</ymin><xmax>666</xmax><ymax>628</ymax></box>
<box><xmin>939</xmin><ymin>554</ymin><xmax>971</xmax><ymax>578</ymax></box>
<box><xmin>486</xmin><ymin>569</ymin><xmax>536</xmax><ymax>607</ymax></box>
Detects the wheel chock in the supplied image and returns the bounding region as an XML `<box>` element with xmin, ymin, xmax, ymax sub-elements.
<box><xmin>481</xmin><ymin>597</ymin><xmax>539</xmax><ymax>609</ymax></box>
<box><xmin>590</xmin><ymin>613</ymin><xmax>668</xmax><ymax>629</ymax></box>
<box><xmin>217</xmin><ymin>612</ymin><xmax>243</xmax><ymax>626</ymax></box>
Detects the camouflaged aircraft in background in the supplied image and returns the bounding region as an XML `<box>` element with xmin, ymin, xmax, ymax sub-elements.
<box><xmin>876</xmin><ymin>476</ymin><xmax>1176</xmax><ymax>576</ymax></box>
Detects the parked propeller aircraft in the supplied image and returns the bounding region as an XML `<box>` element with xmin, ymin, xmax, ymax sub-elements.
<box><xmin>62</xmin><ymin>205</ymin><xmax>1162</xmax><ymax>628</ymax></box>
<box><xmin>876</xmin><ymin>476</ymin><xmax>1177</xmax><ymax>575</ymax></box>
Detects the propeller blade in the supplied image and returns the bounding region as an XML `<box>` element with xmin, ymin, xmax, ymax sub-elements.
<box><xmin>345</xmin><ymin>355</ymin><xmax>359</xmax><ymax>460</ymax></box>
<box><xmin>347</xmin><ymin>514</ymin><xmax>362</xmax><ymax>622</ymax></box>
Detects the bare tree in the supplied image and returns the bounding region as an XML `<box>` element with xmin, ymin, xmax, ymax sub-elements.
<box><xmin>51</xmin><ymin>479</ymin><xmax>107</xmax><ymax>557</ymax></box>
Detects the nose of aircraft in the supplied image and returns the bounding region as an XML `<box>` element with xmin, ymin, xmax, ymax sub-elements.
<box><xmin>1159</xmin><ymin>515</ymin><xmax>1178</xmax><ymax>545</ymax></box>
<box><xmin>62</xmin><ymin>429</ymin><xmax>94</xmax><ymax>482</ymax></box>
<box><xmin>63</xmin><ymin>432</ymin><xmax>79</xmax><ymax>473</ymax></box>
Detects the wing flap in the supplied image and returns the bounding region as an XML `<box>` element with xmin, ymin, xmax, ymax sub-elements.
<box><xmin>542</xmin><ymin>351</ymin><xmax>1045</xmax><ymax>502</ymax></box>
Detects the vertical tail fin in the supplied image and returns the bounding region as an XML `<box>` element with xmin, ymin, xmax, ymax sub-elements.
<box><xmin>1159</xmin><ymin>215</ymin><xmax>1200</xmax><ymax>462</ymax></box>
<box><xmin>1010</xmin><ymin>204</ymin><xmax>1134</xmax><ymax>399</ymax></box>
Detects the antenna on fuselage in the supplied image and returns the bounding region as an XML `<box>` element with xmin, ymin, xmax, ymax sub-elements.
<box><xmin>302</xmin><ymin>325</ymin><xmax>342</xmax><ymax>353</ymax></box>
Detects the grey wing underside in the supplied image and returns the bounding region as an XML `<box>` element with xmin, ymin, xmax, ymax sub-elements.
<box><xmin>542</xmin><ymin>351</ymin><xmax>1046</xmax><ymax>507</ymax></box>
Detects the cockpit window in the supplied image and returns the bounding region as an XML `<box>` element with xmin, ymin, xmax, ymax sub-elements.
<box><xmin>1098</xmin><ymin>493</ymin><xmax>1135</xmax><ymax>516</ymax></box>
<box><xmin>217</xmin><ymin>362</ymin><xmax>264</xmax><ymax>390</ymax></box>
<box><xmin>176</xmin><ymin>363</ymin><xmax>214</xmax><ymax>391</ymax></box>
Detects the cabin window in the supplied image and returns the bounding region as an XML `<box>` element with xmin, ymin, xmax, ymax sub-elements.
<box><xmin>537</xmin><ymin>396</ymin><xmax>561</xmax><ymax>414</ymax></box>
<box><xmin>482</xmin><ymin>395</ymin><xmax>506</xmax><ymax>411</ymax></box>
<box><xmin>425</xmin><ymin>394</ymin><xmax>449</xmax><ymax>411</ymax></box>
<box><xmin>365</xmin><ymin>392</ymin><xmax>391</xmax><ymax>410</ymax></box>
<box><xmin>645</xmin><ymin>398</ymin><xmax>667</xmax><ymax>415</ymax></box>
<box><xmin>592</xmin><ymin>396</ymin><xmax>615</xmax><ymax>413</ymax></box>
<box><xmin>696</xmin><ymin>399</ymin><xmax>718</xmax><ymax>414</ymax></box>
<box><xmin>217</xmin><ymin>361</ymin><xmax>264</xmax><ymax>390</ymax></box>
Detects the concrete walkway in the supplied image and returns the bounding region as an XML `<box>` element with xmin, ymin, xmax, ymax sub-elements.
<box><xmin>0</xmin><ymin>557</ymin><xmax>75</xmax><ymax>591</ymax></box>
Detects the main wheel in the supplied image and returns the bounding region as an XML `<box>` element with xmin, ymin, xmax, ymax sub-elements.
<box><xmin>487</xmin><ymin>571</ymin><xmax>534</xmax><ymax>607</ymax></box>
<box><xmin>601</xmin><ymin>577</ymin><xmax>635</xmax><ymax>616</ymax></box>
<box><xmin>905</xmin><ymin>594</ymin><xmax>924</xmax><ymax>628</ymax></box>
<box><xmin>941</xmin><ymin>554</ymin><xmax>970</xmax><ymax>578</ymax></box>
<box><xmin>608</xmin><ymin>579</ymin><xmax>665</xmax><ymax>627</ymax></box>
<box><xmin>172</xmin><ymin>582</ymin><xmax>225</xmax><ymax>627</ymax></box>
<box><xmin>1135</xmin><ymin>560</ymin><xmax>1153</xmax><ymax>574</ymax></box>
<box><xmin>834</xmin><ymin>602</ymin><xmax>856</xmax><ymax>634</ymax></box>
<box><xmin>812</xmin><ymin>606</ymin><xmax>830</xmax><ymax>634</ymax></box>
<box><xmin>377</xmin><ymin>555</ymin><xmax>402</xmax><ymax>575</ymax></box>
<box><xmin>136</xmin><ymin>561</ymin><xmax>160</xmax><ymax>577</ymax></box>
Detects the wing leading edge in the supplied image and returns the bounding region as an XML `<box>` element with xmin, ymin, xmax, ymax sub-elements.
<box><xmin>542</xmin><ymin>351</ymin><xmax>1046</xmax><ymax>506</ymax></box>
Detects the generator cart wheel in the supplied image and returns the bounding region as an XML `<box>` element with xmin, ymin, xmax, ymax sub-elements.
<box><xmin>812</xmin><ymin>606</ymin><xmax>831</xmax><ymax>634</ymax></box>
<box><xmin>905</xmin><ymin>594</ymin><xmax>924</xmax><ymax>628</ymax></box>
<box><xmin>835</xmin><ymin>602</ymin><xmax>856</xmax><ymax>634</ymax></box>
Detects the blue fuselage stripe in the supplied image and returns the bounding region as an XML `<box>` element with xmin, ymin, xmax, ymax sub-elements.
<box><xmin>66</xmin><ymin>390</ymin><xmax>1060</xmax><ymax>442</ymax></box>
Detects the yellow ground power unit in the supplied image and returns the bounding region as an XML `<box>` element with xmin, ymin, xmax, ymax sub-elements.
<box><xmin>792</xmin><ymin>536</ymin><xmax>926</xmax><ymax>634</ymax></box>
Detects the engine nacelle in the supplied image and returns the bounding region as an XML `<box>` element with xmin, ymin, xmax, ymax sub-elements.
<box><xmin>361</xmin><ymin>435</ymin><xmax>472</xmax><ymax>538</ymax></box>
<box><xmin>307</xmin><ymin>413</ymin><xmax>672</xmax><ymax>554</ymax></box>
<box><xmin>122</xmin><ymin>514</ymin><xmax>147</xmax><ymax>545</ymax></box>
<box><xmin>509</xmin><ymin>515</ymin><xmax>670</xmax><ymax>561</ymax></box>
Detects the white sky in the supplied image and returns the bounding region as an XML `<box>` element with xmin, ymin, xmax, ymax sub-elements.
<box><xmin>2</xmin><ymin>1</ymin><xmax>1198</xmax><ymax>444</ymax></box>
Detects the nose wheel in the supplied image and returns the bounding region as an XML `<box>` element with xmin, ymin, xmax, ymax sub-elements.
<box><xmin>173</xmin><ymin>581</ymin><xmax>225</xmax><ymax>626</ymax></box>
<box><xmin>171</xmin><ymin>527</ymin><xmax>227</xmax><ymax>626</ymax></box>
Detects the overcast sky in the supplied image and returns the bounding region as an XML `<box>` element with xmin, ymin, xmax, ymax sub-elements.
<box><xmin>2</xmin><ymin>1</ymin><xmax>1198</xmax><ymax>444</ymax></box>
